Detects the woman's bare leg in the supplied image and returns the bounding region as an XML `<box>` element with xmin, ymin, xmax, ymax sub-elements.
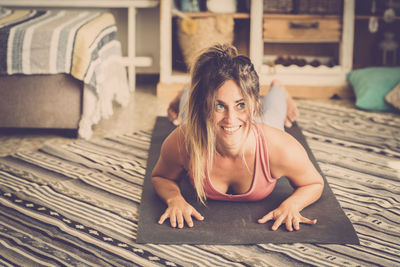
<box><xmin>167</xmin><ymin>85</ymin><xmax>189</xmax><ymax>126</ymax></box>
<box><xmin>270</xmin><ymin>80</ymin><xmax>299</xmax><ymax>128</ymax></box>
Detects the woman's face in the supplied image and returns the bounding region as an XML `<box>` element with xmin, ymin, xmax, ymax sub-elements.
<box><xmin>213</xmin><ymin>80</ymin><xmax>250</xmax><ymax>148</ymax></box>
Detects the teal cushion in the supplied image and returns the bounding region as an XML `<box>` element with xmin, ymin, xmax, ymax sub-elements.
<box><xmin>347</xmin><ymin>67</ymin><xmax>400</xmax><ymax>111</ymax></box>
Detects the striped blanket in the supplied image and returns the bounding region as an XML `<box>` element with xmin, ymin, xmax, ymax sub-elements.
<box><xmin>0</xmin><ymin>100</ymin><xmax>399</xmax><ymax>266</ymax></box>
<box><xmin>0</xmin><ymin>8</ymin><xmax>129</xmax><ymax>138</ymax></box>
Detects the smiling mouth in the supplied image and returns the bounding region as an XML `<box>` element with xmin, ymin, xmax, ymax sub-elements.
<box><xmin>221</xmin><ymin>125</ymin><xmax>241</xmax><ymax>134</ymax></box>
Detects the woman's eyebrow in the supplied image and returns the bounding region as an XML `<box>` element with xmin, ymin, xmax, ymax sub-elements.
<box><xmin>215</xmin><ymin>99</ymin><xmax>244</xmax><ymax>104</ymax></box>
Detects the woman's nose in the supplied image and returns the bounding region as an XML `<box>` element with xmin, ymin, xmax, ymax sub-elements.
<box><xmin>225</xmin><ymin>108</ymin><xmax>236</xmax><ymax>122</ymax></box>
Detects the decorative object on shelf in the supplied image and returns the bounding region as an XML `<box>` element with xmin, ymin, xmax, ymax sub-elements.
<box><xmin>383</xmin><ymin>0</ymin><xmax>396</xmax><ymax>23</ymax></box>
<box><xmin>379</xmin><ymin>31</ymin><xmax>398</xmax><ymax>66</ymax></box>
<box><xmin>177</xmin><ymin>15</ymin><xmax>234</xmax><ymax>68</ymax></box>
<box><xmin>309</xmin><ymin>59</ymin><xmax>321</xmax><ymax>67</ymax></box>
<box><xmin>273</xmin><ymin>56</ymin><xmax>337</xmax><ymax>68</ymax></box>
<box><xmin>181</xmin><ymin>18</ymin><xmax>198</xmax><ymax>35</ymax></box>
<box><xmin>369</xmin><ymin>0</ymin><xmax>379</xmax><ymax>33</ymax></box>
<box><xmin>180</xmin><ymin>0</ymin><xmax>200</xmax><ymax>12</ymax></box>
<box><xmin>172</xmin><ymin>8</ymin><xmax>198</xmax><ymax>35</ymax></box>
<box><xmin>265</xmin><ymin>60</ymin><xmax>277</xmax><ymax>74</ymax></box>
<box><xmin>206</xmin><ymin>0</ymin><xmax>237</xmax><ymax>13</ymax></box>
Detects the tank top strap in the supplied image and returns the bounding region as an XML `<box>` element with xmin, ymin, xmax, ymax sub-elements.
<box><xmin>253</xmin><ymin>123</ymin><xmax>276</xmax><ymax>182</ymax></box>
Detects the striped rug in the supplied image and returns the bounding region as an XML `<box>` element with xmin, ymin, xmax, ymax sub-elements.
<box><xmin>0</xmin><ymin>100</ymin><xmax>399</xmax><ymax>266</ymax></box>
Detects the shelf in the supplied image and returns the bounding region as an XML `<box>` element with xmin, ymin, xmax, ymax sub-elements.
<box><xmin>263</xmin><ymin>14</ymin><xmax>340</xmax><ymax>19</ymax></box>
<box><xmin>263</xmin><ymin>39</ymin><xmax>341</xmax><ymax>43</ymax></box>
<box><xmin>172</xmin><ymin>12</ymin><xmax>250</xmax><ymax>19</ymax></box>
<box><xmin>261</xmin><ymin>64</ymin><xmax>343</xmax><ymax>74</ymax></box>
<box><xmin>173</xmin><ymin>13</ymin><xmax>343</xmax><ymax>20</ymax></box>
<box><xmin>355</xmin><ymin>15</ymin><xmax>400</xmax><ymax>20</ymax></box>
<box><xmin>259</xmin><ymin>64</ymin><xmax>347</xmax><ymax>88</ymax></box>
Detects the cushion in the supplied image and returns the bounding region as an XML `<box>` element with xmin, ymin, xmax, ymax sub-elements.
<box><xmin>347</xmin><ymin>67</ymin><xmax>400</xmax><ymax>111</ymax></box>
<box><xmin>385</xmin><ymin>82</ymin><xmax>400</xmax><ymax>111</ymax></box>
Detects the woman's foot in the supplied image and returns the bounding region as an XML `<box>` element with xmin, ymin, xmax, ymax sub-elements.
<box><xmin>167</xmin><ymin>90</ymin><xmax>184</xmax><ymax>126</ymax></box>
<box><xmin>270</xmin><ymin>80</ymin><xmax>299</xmax><ymax>128</ymax></box>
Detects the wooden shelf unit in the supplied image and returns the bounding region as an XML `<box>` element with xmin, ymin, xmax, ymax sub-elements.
<box><xmin>158</xmin><ymin>0</ymin><xmax>355</xmax><ymax>101</ymax></box>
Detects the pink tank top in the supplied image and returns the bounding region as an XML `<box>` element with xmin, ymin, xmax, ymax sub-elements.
<box><xmin>194</xmin><ymin>124</ymin><xmax>277</xmax><ymax>202</ymax></box>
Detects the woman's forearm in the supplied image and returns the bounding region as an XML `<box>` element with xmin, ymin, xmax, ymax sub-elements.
<box><xmin>281</xmin><ymin>183</ymin><xmax>324</xmax><ymax>211</ymax></box>
<box><xmin>152</xmin><ymin>176</ymin><xmax>184</xmax><ymax>204</ymax></box>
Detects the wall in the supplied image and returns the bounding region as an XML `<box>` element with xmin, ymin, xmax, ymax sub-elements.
<box><xmin>110</xmin><ymin>6</ymin><xmax>160</xmax><ymax>74</ymax></box>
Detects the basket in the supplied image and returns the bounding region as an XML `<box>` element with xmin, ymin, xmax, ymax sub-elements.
<box><xmin>177</xmin><ymin>15</ymin><xmax>234</xmax><ymax>69</ymax></box>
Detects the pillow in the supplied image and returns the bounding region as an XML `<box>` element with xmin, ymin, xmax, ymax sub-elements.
<box><xmin>385</xmin><ymin>82</ymin><xmax>400</xmax><ymax>111</ymax></box>
<box><xmin>347</xmin><ymin>67</ymin><xmax>400</xmax><ymax>111</ymax></box>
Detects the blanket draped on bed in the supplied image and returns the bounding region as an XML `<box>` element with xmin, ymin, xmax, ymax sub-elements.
<box><xmin>0</xmin><ymin>100</ymin><xmax>399</xmax><ymax>266</ymax></box>
<box><xmin>0</xmin><ymin>8</ymin><xmax>129</xmax><ymax>138</ymax></box>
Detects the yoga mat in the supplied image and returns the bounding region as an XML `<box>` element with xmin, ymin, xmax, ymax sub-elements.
<box><xmin>137</xmin><ymin>117</ymin><xmax>359</xmax><ymax>245</ymax></box>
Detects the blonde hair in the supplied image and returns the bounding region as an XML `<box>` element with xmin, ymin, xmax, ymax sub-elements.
<box><xmin>183</xmin><ymin>44</ymin><xmax>261</xmax><ymax>204</ymax></box>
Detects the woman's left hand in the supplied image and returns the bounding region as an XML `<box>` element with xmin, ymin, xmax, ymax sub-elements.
<box><xmin>257</xmin><ymin>204</ymin><xmax>317</xmax><ymax>231</ymax></box>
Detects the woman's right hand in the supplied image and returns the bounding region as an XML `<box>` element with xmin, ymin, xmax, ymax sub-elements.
<box><xmin>158</xmin><ymin>196</ymin><xmax>204</xmax><ymax>228</ymax></box>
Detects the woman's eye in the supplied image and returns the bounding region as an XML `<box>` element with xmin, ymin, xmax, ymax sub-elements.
<box><xmin>215</xmin><ymin>103</ymin><xmax>225</xmax><ymax>111</ymax></box>
<box><xmin>237</xmin><ymin>102</ymin><xmax>246</xmax><ymax>110</ymax></box>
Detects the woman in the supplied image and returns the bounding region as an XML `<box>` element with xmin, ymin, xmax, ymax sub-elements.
<box><xmin>152</xmin><ymin>44</ymin><xmax>324</xmax><ymax>231</ymax></box>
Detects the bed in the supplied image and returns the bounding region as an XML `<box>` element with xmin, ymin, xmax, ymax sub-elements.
<box><xmin>0</xmin><ymin>7</ymin><xmax>129</xmax><ymax>139</ymax></box>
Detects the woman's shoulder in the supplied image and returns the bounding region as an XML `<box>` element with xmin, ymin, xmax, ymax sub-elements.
<box><xmin>254</xmin><ymin>122</ymin><xmax>301</xmax><ymax>155</ymax></box>
<box><xmin>160</xmin><ymin>125</ymin><xmax>188</xmax><ymax>165</ymax></box>
<box><xmin>254</xmin><ymin>122</ymin><xmax>284</xmax><ymax>140</ymax></box>
<box><xmin>162</xmin><ymin>125</ymin><xmax>186</xmax><ymax>148</ymax></box>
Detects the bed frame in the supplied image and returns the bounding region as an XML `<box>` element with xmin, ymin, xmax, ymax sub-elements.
<box><xmin>0</xmin><ymin>74</ymin><xmax>82</xmax><ymax>130</ymax></box>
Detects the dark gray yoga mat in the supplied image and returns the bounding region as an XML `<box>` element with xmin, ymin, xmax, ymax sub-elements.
<box><xmin>136</xmin><ymin>117</ymin><xmax>359</xmax><ymax>245</ymax></box>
